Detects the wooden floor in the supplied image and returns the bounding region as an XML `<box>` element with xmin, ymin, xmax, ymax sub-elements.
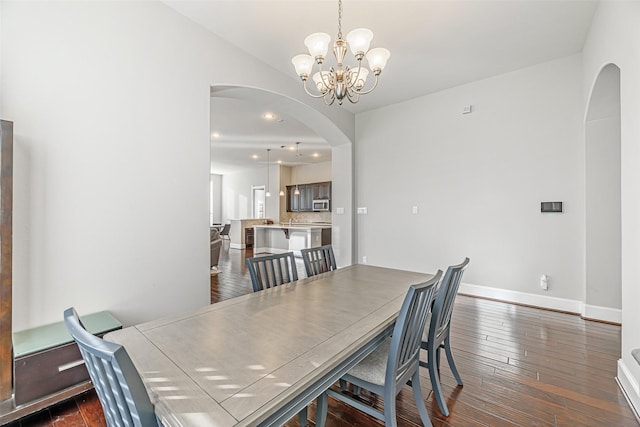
<box><xmin>11</xmin><ymin>247</ymin><xmax>639</xmax><ymax>426</ymax></box>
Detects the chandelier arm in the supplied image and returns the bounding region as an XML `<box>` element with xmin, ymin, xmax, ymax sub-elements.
<box><xmin>302</xmin><ymin>79</ymin><xmax>329</xmax><ymax>99</ymax></box>
<box><xmin>347</xmin><ymin>62</ymin><xmax>363</xmax><ymax>87</ymax></box>
<box><xmin>353</xmin><ymin>73</ymin><xmax>380</xmax><ymax>96</ymax></box>
<box><xmin>324</xmin><ymin>91</ymin><xmax>336</xmax><ymax>106</ymax></box>
<box><xmin>319</xmin><ymin>70</ymin><xmax>334</xmax><ymax>92</ymax></box>
<box><xmin>315</xmin><ymin>62</ymin><xmax>333</xmax><ymax>92</ymax></box>
<box><xmin>345</xmin><ymin>86</ymin><xmax>360</xmax><ymax>104</ymax></box>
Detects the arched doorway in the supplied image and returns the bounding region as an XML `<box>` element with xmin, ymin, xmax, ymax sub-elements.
<box><xmin>584</xmin><ymin>64</ymin><xmax>621</xmax><ymax>322</ymax></box>
<box><xmin>209</xmin><ymin>85</ymin><xmax>354</xmax><ymax>267</ymax></box>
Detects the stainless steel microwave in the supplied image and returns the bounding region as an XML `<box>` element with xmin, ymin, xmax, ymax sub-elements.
<box><xmin>313</xmin><ymin>199</ymin><xmax>330</xmax><ymax>211</ymax></box>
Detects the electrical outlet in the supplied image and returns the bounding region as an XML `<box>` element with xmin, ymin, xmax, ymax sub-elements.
<box><xmin>362</xmin><ymin>256</ymin><xmax>368</xmax><ymax>264</ymax></box>
<box><xmin>540</xmin><ymin>274</ymin><xmax>548</xmax><ymax>291</ymax></box>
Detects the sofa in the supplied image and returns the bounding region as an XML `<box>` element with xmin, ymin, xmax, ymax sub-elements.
<box><xmin>211</xmin><ymin>227</ymin><xmax>222</xmax><ymax>270</ymax></box>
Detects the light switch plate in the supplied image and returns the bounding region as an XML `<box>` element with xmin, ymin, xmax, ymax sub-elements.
<box><xmin>336</xmin><ymin>207</ymin><xmax>345</xmax><ymax>214</ymax></box>
<box><xmin>357</xmin><ymin>207</ymin><xmax>368</xmax><ymax>215</ymax></box>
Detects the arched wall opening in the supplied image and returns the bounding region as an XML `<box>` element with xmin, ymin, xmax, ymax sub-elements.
<box><xmin>209</xmin><ymin>85</ymin><xmax>354</xmax><ymax>267</ymax></box>
<box><xmin>584</xmin><ymin>63</ymin><xmax>621</xmax><ymax>323</ymax></box>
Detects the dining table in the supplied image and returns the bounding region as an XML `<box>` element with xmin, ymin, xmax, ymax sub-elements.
<box><xmin>105</xmin><ymin>264</ymin><xmax>433</xmax><ymax>426</ymax></box>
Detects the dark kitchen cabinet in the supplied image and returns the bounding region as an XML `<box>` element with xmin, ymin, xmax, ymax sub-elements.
<box><xmin>286</xmin><ymin>181</ymin><xmax>332</xmax><ymax>212</ymax></box>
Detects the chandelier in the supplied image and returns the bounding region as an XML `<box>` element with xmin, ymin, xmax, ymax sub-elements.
<box><xmin>291</xmin><ymin>0</ymin><xmax>390</xmax><ymax>106</ymax></box>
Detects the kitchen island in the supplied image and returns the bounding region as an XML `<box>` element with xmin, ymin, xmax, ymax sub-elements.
<box><xmin>253</xmin><ymin>224</ymin><xmax>331</xmax><ymax>256</ymax></box>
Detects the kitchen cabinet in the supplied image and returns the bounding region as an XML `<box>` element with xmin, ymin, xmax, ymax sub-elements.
<box><xmin>313</xmin><ymin>182</ymin><xmax>331</xmax><ymax>200</ymax></box>
<box><xmin>287</xmin><ymin>181</ymin><xmax>331</xmax><ymax>212</ymax></box>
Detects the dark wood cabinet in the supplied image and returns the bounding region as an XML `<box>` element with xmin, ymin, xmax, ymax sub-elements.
<box><xmin>313</xmin><ymin>182</ymin><xmax>331</xmax><ymax>200</ymax></box>
<box><xmin>286</xmin><ymin>181</ymin><xmax>331</xmax><ymax>212</ymax></box>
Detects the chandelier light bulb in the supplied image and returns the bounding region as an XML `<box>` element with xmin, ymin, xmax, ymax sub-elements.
<box><xmin>349</xmin><ymin>67</ymin><xmax>369</xmax><ymax>89</ymax></box>
<box><xmin>313</xmin><ymin>71</ymin><xmax>331</xmax><ymax>92</ymax></box>
<box><xmin>304</xmin><ymin>33</ymin><xmax>331</xmax><ymax>60</ymax></box>
<box><xmin>292</xmin><ymin>54</ymin><xmax>315</xmax><ymax>78</ymax></box>
<box><xmin>346</xmin><ymin>28</ymin><xmax>374</xmax><ymax>57</ymax></box>
<box><xmin>366</xmin><ymin>48</ymin><xmax>391</xmax><ymax>73</ymax></box>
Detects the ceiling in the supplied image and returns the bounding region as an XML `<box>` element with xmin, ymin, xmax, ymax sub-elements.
<box><xmin>168</xmin><ymin>0</ymin><xmax>598</xmax><ymax>174</ymax></box>
<box><xmin>210</xmin><ymin>93</ymin><xmax>332</xmax><ymax>175</ymax></box>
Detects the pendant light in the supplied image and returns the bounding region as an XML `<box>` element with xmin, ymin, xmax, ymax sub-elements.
<box><xmin>294</xmin><ymin>142</ymin><xmax>301</xmax><ymax>196</ymax></box>
<box><xmin>266</xmin><ymin>148</ymin><xmax>271</xmax><ymax>197</ymax></box>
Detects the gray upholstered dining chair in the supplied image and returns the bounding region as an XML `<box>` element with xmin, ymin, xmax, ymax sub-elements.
<box><xmin>316</xmin><ymin>270</ymin><xmax>443</xmax><ymax>427</ymax></box>
<box><xmin>219</xmin><ymin>223</ymin><xmax>231</xmax><ymax>250</ymax></box>
<box><xmin>300</xmin><ymin>245</ymin><xmax>337</xmax><ymax>277</ymax></box>
<box><xmin>246</xmin><ymin>252</ymin><xmax>299</xmax><ymax>292</ymax></box>
<box><xmin>419</xmin><ymin>257</ymin><xmax>470</xmax><ymax>416</ymax></box>
<box><xmin>64</xmin><ymin>307</ymin><xmax>160</xmax><ymax>427</ymax></box>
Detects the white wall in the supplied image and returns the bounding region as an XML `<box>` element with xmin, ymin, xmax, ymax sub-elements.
<box><xmin>210</xmin><ymin>173</ymin><xmax>222</xmax><ymax>224</ymax></box>
<box><xmin>356</xmin><ymin>54</ymin><xmax>585</xmax><ymax>303</ymax></box>
<box><xmin>1</xmin><ymin>1</ymin><xmax>353</xmax><ymax>329</ymax></box>
<box><xmin>582</xmin><ymin>1</ymin><xmax>640</xmax><ymax>415</ymax></box>
<box><xmin>332</xmin><ymin>143</ymin><xmax>354</xmax><ymax>267</ymax></box>
<box><xmin>291</xmin><ymin>161</ymin><xmax>331</xmax><ymax>184</ymax></box>
<box><xmin>221</xmin><ymin>166</ymin><xmax>280</xmax><ymax>222</ymax></box>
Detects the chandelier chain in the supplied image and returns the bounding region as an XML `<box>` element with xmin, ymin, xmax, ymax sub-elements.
<box><xmin>337</xmin><ymin>0</ymin><xmax>343</xmax><ymax>40</ymax></box>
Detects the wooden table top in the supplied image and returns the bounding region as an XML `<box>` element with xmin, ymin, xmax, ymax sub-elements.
<box><xmin>106</xmin><ymin>264</ymin><xmax>432</xmax><ymax>426</ymax></box>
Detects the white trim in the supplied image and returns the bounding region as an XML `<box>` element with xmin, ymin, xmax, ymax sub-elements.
<box><xmin>458</xmin><ymin>282</ymin><xmax>583</xmax><ymax>314</ymax></box>
<box><xmin>617</xmin><ymin>359</ymin><xmax>640</xmax><ymax>423</ymax></box>
<box><xmin>230</xmin><ymin>243</ymin><xmax>246</xmax><ymax>250</ymax></box>
<box><xmin>582</xmin><ymin>304</ymin><xmax>621</xmax><ymax>324</ymax></box>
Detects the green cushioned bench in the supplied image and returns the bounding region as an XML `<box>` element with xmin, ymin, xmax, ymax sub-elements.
<box><xmin>13</xmin><ymin>311</ymin><xmax>121</xmax><ymax>406</ymax></box>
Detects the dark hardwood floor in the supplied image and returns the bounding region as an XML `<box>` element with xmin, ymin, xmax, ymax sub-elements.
<box><xmin>10</xmin><ymin>247</ymin><xmax>638</xmax><ymax>426</ymax></box>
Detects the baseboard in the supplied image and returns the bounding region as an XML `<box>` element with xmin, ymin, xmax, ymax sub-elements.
<box><xmin>617</xmin><ymin>359</ymin><xmax>640</xmax><ymax>423</ymax></box>
<box><xmin>253</xmin><ymin>246</ymin><xmax>288</xmax><ymax>255</ymax></box>
<box><xmin>230</xmin><ymin>243</ymin><xmax>246</xmax><ymax>250</ymax></box>
<box><xmin>458</xmin><ymin>282</ymin><xmax>583</xmax><ymax>314</ymax></box>
<box><xmin>582</xmin><ymin>304</ymin><xmax>621</xmax><ymax>324</ymax></box>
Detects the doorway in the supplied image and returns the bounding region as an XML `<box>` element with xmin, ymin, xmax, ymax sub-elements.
<box><xmin>252</xmin><ymin>185</ymin><xmax>266</xmax><ymax>219</ymax></box>
<box><xmin>584</xmin><ymin>63</ymin><xmax>621</xmax><ymax>322</ymax></box>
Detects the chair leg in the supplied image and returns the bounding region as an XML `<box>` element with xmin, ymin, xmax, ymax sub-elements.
<box><xmin>382</xmin><ymin>387</ymin><xmax>398</xmax><ymax>427</ymax></box>
<box><xmin>298</xmin><ymin>406</ymin><xmax>308</xmax><ymax>427</ymax></box>
<box><xmin>410</xmin><ymin>370</ymin><xmax>433</xmax><ymax>427</ymax></box>
<box><xmin>428</xmin><ymin>345</ymin><xmax>449</xmax><ymax>416</ymax></box>
<box><xmin>339</xmin><ymin>379</ymin><xmax>347</xmax><ymax>391</ymax></box>
<box><xmin>444</xmin><ymin>336</ymin><xmax>463</xmax><ymax>386</ymax></box>
<box><xmin>315</xmin><ymin>392</ymin><xmax>328</xmax><ymax>427</ymax></box>
<box><xmin>353</xmin><ymin>385</ymin><xmax>361</xmax><ymax>395</ymax></box>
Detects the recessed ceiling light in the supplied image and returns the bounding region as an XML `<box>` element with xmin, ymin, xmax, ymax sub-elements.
<box><xmin>312</xmin><ymin>153</ymin><xmax>320</xmax><ymax>158</ymax></box>
<box><xmin>211</xmin><ymin>132</ymin><xmax>220</xmax><ymax>138</ymax></box>
<box><xmin>289</xmin><ymin>146</ymin><xmax>295</xmax><ymax>151</ymax></box>
<box><xmin>276</xmin><ymin>160</ymin><xmax>282</xmax><ymax>164</ymax></box>
<box><xmin>252</xmin><ymin>154</ymin><xmax>259</xmax><ymax>159</ymax></box>
<box><xmin>263</xmin><ymin>112</ymin><xmax>275</xmax><ymax>120</ymax></box>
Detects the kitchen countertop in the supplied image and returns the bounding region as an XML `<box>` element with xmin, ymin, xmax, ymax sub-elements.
<box><xmin>253</xmin><ymin>224</ymin><xmax>332</xmax><ymax>230</ymax></box>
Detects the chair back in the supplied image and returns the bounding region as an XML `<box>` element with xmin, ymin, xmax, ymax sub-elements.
<box><xmin>387</xmin><ymin>271</ymin><xmax>442</xmax><ymax>388</ymax></box>
<box><xmin>220</xmin><ymin>224</ymin><xmax>231</xmax><ymax>237</ymax></box>
<box><xmin>64</xmin><ymin>308</ymin><xmax>158</xmax><ymax>427</ymax></box>
<box><xmin>428</xmin><ymin>258</ymin><xmax>470</xmax><ymax>345</ymax></box>
<box><xmin>246</xmin><ymin>252</ymin><xmax>299</xmax><ymax>292</ymax></box>
<box><xmin>300</xmin><ymin>245</ymin><xmax>337</xmax><ymax>276</ymax></box>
